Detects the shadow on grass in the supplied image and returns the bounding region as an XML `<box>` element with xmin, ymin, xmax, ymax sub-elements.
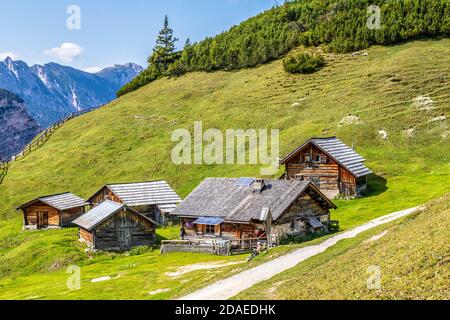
<box><xmin>363</xmin><ymin>174</ymin><xmax>388</xmax><ymax>198</ymax></box>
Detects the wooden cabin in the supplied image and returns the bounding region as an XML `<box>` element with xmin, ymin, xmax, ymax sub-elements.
<box><xmin>280</xmin><ymin>137</ymin><xmax>373</xmax><ymax>198</ymax></box>
<box><xmin>87</xmin><ymin>181</ymin><xmax>181</xmax><ymax>226</ymax></box>
<box><xmin>17</xmin><ymin>192</ymin><xmax>87</xmax><ymax>229</ymax></box>
<box><xmin>170</xmin><ymin>178</ymin><xmax>336</xmax><ymax>242</ymax></box>
<box><xmin>73</xmin><ymin>200</ymin><xmax>157</xmax><ymax>251</ymax></box>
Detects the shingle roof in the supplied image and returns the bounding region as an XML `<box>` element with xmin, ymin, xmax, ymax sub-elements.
<box><xmin>17</xmin><ymin>192</ymin><xmax>87</xmax><ymax>211</ymax></box>
<box><xmin>280</xmin><ymin>137</ymin><xmax>373</xmax><ymax>178</ymax></box>
<box><xmin>88</xmin><ymin>181</ymin><xmax>181</xmax><ymax>207</ymax></box>
<box><xmin>73</xmin><ymin>200</ymin><xmax>156</xmax><ymax>231</ymax></box>
<box><xmin>171</xmin><ymin>178</ymin><xmax>336</xmax><ymax>223</ymax></box>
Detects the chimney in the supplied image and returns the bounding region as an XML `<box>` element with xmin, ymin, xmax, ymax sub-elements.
<box><xmin>253</xmin><ymin>179</ymin><xmax>266</xmax><ymax>194</ymax></box>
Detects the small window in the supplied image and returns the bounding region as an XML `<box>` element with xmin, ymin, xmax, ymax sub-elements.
<box><xmin>315</xmin><ymin>155</ymin><xmax>321</xmax><ymax>162</ymax></box>
<box><xmin>205</xmin><ymin>225</ymin><xmax>215</xmax><ymax>235</ymax></box>
<box><xmin>304</xmin><ymin>155</ymin><xmax>311</xmax><ymax>163</ymax></box>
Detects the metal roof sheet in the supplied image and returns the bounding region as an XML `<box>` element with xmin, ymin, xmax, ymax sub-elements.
<box><xmin>307</xmin><ymin>217</ymin><xmax>324</xmax><ymax>229</ymax></box>
<box><xmin>73</xmin><ymin>201</ymin><xmax>124</xmax><ymax>231</ymax></box>
<box><xmin>157</xmin><ymin>204</ymin><xmax>178</xmax><ymax>213</ymax></box>
<box><xmin>193</xmin><ymin>217</ymin><xmax>225</xmax><ymax>225</ymax></box>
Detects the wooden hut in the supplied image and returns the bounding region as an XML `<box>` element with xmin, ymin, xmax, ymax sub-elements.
<box><xmin>87</xmin><ymin>181</ymin><xmax>181</xmax><ymax>226</ymax></box>
<box><xmin>170</xmin><ymin>178</ymin><xmax>336</xmax><ymax>242</ymax></box>
<box><xmin>73</xmin><ymin>200</ymin><xmax>157</xmax><ymax>251</ymax></box>
<box><xmin>280</xmin><ymin>137</ymin><xmax>372</xmax><ymax>198</ymax></box>
<box><xmin>17</xmin><ymin>192</ymin><xmax>87</xmax><ymax>229</ymax></box>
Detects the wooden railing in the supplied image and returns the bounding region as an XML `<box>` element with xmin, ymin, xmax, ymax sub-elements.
<box><xmin>0</xmin><ymin>105</ymin><xmax>103</xmax><ymax>185</ymax></box>
<box><xmin>160</xmin><ymin>237</ymin><xmax>271</xmax><ymax>256</ymax></box>
<box><xmin>161</xmin><ymin>239</ymin><xmax>232</xmax><ymax>256</ymax></box>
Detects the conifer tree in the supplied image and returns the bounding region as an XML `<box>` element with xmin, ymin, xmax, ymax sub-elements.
<box><xmin>148</xmin><ymin>15</ymin><xmax>179</xmax><ymax>73</ymax></box>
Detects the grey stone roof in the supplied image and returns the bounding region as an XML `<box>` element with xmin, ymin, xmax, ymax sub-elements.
<box><xmin>171</xmin><ymin>178</ymin><xmax>336</xmax><ymax>223</ymax></box>
<box><xmin>88</xmin><ymin>181</ymin><xmax>181</xmax><ymax>207</ymax></box>
<box><xmin>281</xmin><ymin>137</ymin><xmax>373</xmax><ymax>178</ymax></box>
<box><xmin>18</xmin><ymin>192</ymin><xmax>87</xmax><ymax>211</ymax></box>
<box><xmin>73</xmin><ymin>200</ymin><xmax>156</xmax><ymax>231</ymax></box>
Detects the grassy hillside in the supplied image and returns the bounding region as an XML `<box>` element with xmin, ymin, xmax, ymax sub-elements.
<box><xmin>235</xmin><ymin>194</ymin><xmax>450</xmax><ymax>300</ymax></box>
<box><xmin>0</xmin><ymin>39</ymin><xmax>449</xmax><ymax>297</ymax></box>
<box><xmin>120</xmin><ymin>0</ymin><xmax>450</xmax><ymax>95</ymax></box>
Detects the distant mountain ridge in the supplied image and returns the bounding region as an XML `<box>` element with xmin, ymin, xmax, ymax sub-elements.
<box><xmin>0</xmin><ymin>89</ymin><xmax>40</xmax><ymax>161</ymax></box>
<box><xmin>0</xmin><ymin>58</ymin><xmax>143</xmax><ymax>127</ymax></box>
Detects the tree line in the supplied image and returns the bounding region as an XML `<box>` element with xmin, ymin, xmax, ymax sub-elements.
<box><xmin>118</xmin><ymin>0</ymin><xmax>450</xmax><ymax>96</ymax></box>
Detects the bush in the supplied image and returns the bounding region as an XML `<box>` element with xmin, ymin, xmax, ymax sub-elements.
<box><xmin>283</xmin><ymin>52</ymin><xmax>326</xmax><ymax>74</ymax></box>
<box><xmin>128</xmin><ymin>246</ymin><xmax>154</xmax><ymax>256</ymax></box>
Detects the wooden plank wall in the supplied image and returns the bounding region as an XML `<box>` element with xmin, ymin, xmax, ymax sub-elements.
<box><xmin>273</xmin><ymin>192</ymin><xmax>330</xmax><ymax>236</ymax></box>
<box><xmin>285</xmin><ymin>143</ymin><xmax>358</xmax><ymax>196</ymax></box>
<box><xmin>94</xmin><ymin>209</ymin><xmax>155</xmax><ymax>251</ymax></box>
<box><xmin>24</xmin><ymin>201</ymin><xmax>60</xmax><ymax>227</ymax></box>
<box><xmin>61</xmin><ymin>206</ymin><xmax>85</xmax><ymax>227</ymax></box>
<box><xmin>90</xmin><ymin>187</ymin><xmax>123</xmax><ymax>207</ymax></box>
<box><xmin>79</xmin><ymin>228</ymin><xmax>94</xmax><ymax>245</ymax></box>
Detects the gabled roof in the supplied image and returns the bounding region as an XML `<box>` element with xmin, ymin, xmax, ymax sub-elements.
<box><xmin>87</xmin><ymin>181</ymin><xmax>182</xmax><ymax>207</ymax></box>
<box><xmin>280</xmin><ymin>137</ymin><xmax>373</xmax><ymax>178</ymax></box>
<box><xmin>73</xmin><ymin>200</ymin><xmax>156</xmax><ymax>231</ymax></box>
<box><xmin>17</xmin><ymin>192</ymin><xmax>87</xmax><ymax>211</ymax></box>
<box><xmin>171</xmin><ymin>178</ymin><xmax>336</xmax><ymax>223</ymax></box>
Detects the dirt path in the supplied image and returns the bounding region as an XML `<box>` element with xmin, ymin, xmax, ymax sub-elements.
<box><xmin>179</xmin><ymin>206</ymin><xmax>422</xmax><ymax>300</ymax></box>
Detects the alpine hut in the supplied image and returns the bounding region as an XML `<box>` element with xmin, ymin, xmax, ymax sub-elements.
<box><xmin>17</xmin><ymin>192</ymin><xmax>87</xmax><ymax>229</ymax></box>
<box><xmin>73</xmin><ymin>200</ymin><xmax>157</xmax><ymax>251</ymax></box>
<box><xmin>170</xmin><ymin>178</ymin><xmax>336</xmax><ymax>242</ymax></box>
<box><xmin>280</xmin><ymin>137</ymin><xmax>372</xmax><ymax>198</ymax></box>
<box><xmin>87</xmin><ymin>181</ymin><xmax>181</xmax><ymax>226</ymax></box>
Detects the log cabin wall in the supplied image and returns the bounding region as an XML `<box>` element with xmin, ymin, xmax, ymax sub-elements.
<box><xmin>285</xmin><ymin>143</ymin><xmax>358</xmax><ymax>198</ymax></box>
<box><xmin>181</xmin><ymin>218</ymin><xmax>264</xmax><ymax>240</ymax></box>
<box><xmin>273</xmin><ymin>192</ymin><xmax>330</xmax><ymax>237</ymax></box>
<box><xmin>90</xmin><ymin>187</ymin><xmax>123</xmax><ymax>207</ymax></box>
<box><xmin>339</xmin><ymin>167</ymin><xmax>357</xmax><ymax>197</ymax></box>
<box><xmin>182</xmin><ymin>218</ymin><xmax>225</xmax><ymax>238</ymax></box>
<box><xmin>61</xmin><ymin>206</ymin><xmax>86</xmax><ymax>227</ymax></box>
<box><xmin>93</xmin><ymin>209</ymin><xmax>156</xmax><ymax>251</ymax></box>
<box><xmin>23</xmin><ymin>201</ymin><xmax>60</xmax><ymax>228</ymax></box>
<box><xmin>134</xmin><ymin>205</ymin><xmax>178</xmax><ymax>227</ymax></box>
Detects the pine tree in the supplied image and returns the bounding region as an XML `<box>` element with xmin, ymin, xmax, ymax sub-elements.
<box><xmin>148</xmin><ymin>15</ymin><xmax>179</xmax><ymax>73</ymax></box>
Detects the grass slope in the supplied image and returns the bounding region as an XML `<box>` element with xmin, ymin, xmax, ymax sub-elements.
<box><xmin>235</xmin><ymin>194</ymin><xmax>450</xmax><ymax>300</ymax></box>
<box><xmin>0</xmin><ymin>39</ymin><xmax>449</xmax><ymax>297</ymax></box>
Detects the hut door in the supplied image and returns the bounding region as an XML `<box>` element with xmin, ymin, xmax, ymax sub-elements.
<box><xmin>38</xmin><ymin>212</ymin><xmax>49</xmax><ymax>228</ymax></box>
<box><xmin>118</xmin><ymin>228</ymin><xmax>132</xmax><ymax>251</ymax></box>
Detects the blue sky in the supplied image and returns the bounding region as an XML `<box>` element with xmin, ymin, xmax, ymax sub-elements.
<box><xmin>0</xmin><ymin>0</ymin><xmax>275</xmax><ymax>72</ymax></box>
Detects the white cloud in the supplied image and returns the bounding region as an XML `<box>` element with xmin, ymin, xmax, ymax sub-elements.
<box><xmin>0</xmin><ymin>52</ymin><xmax>18</xmax><ymax>60</ymax></box>
<box><xmin>84</xmin><ymin>66</ymin><xmax>102</xmax><ymax>73</ymax></box>
<box><xmin>44</xmin><ymin>43</ymin><xmax>83</xmax><ymax>62</ymax></box>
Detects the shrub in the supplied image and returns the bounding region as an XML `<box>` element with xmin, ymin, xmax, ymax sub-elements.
<box><xmin>283</xmin><ymin>52</ymin><xmax>326</xmax><ymax>74</ymax></box>
<box><xmin>128</xmin><ymin>246</ymin><xmax>154</xmax><ymax>256</ymax></box>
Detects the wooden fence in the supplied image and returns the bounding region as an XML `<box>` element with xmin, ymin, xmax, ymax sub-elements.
<box><xmin>160</xmin><ymin>237</ymin><xmax>270</xmax><ymax>256</ymax></box>
<box><xmin>161</xmin><ymin>239</ymin><xmax>232</xmax><ymax>256</ymax></box>
<box><xmin>0</xmin><ymin>106</ymin><xmax>103</xmax><ymax>185</ymax></box>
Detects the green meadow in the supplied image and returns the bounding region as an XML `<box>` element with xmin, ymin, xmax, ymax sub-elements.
<box><xmin>0</xmin><ymin>39</ymin><xmax>448</xmax><ymax>299</ymax></box>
